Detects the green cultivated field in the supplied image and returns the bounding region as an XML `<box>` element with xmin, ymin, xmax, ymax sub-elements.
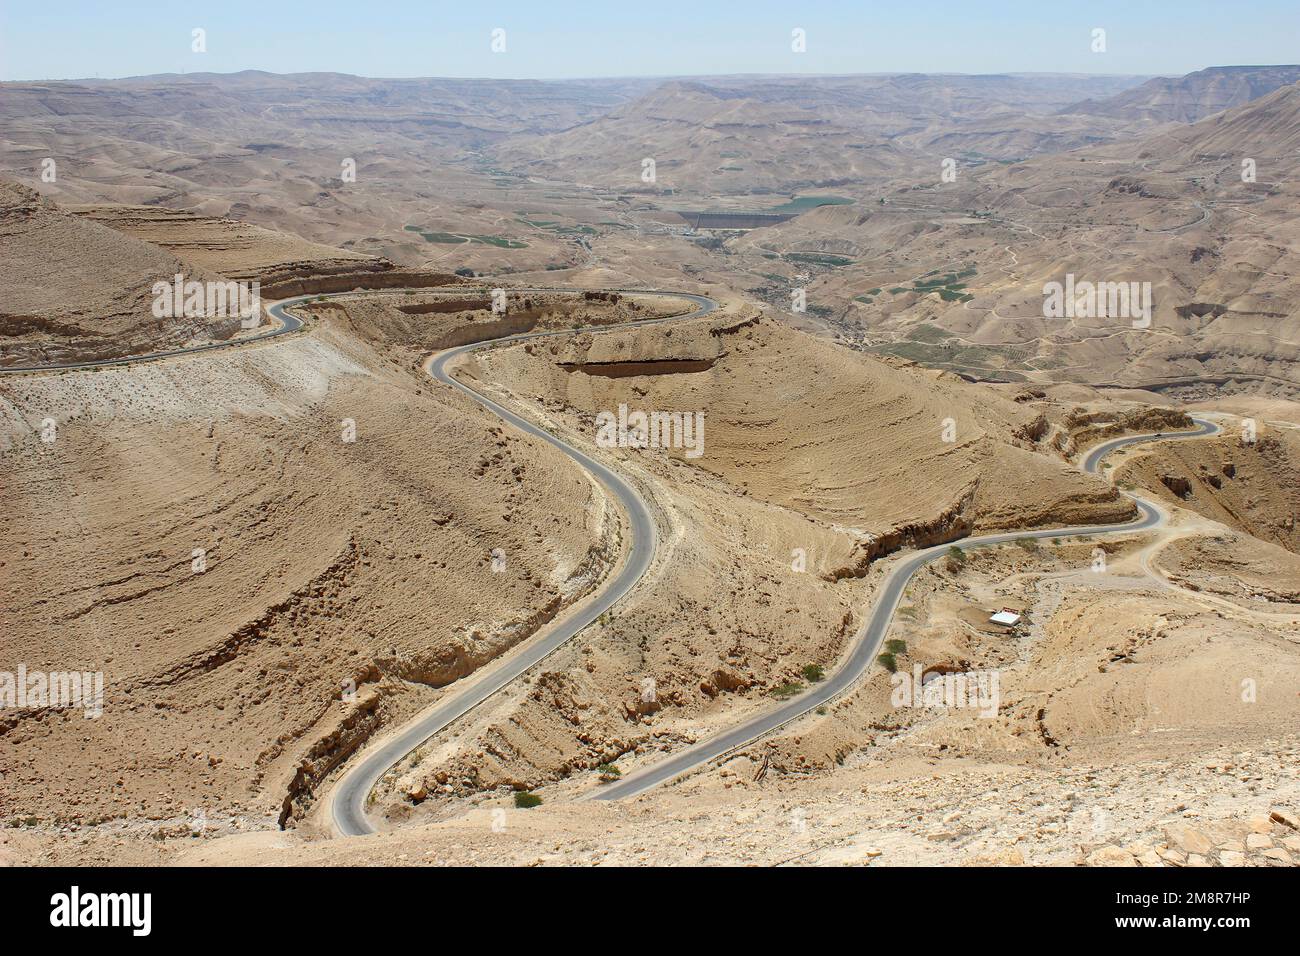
<box><xmin>517</xmin><ymin>215</ymin><xmax>598</xmax><ymax>237</ymax></box>
<box><xmin>785</xmin><ymin>252</ymin><xmax>854</xmax><ymax>267</ymax></box>
<box><xmin>883</xmin><ymin>265</ymin><xmax>978</xmax><ymax>302</ymax></box>
<box><xmin>864</xmin><ymin>334</ymin><xmax>1031</xmax><ymax>383</ymax></box>
<box><xmin>405</xmin><ymin>225</ymin><xmax>527</xmax><ymax>248</ymax></box>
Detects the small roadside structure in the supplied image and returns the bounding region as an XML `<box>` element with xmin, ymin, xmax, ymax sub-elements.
<box><xmin>989</xmin><ymin>607</ymin><xmax>1022</xmax><ymax>628</ymax></box>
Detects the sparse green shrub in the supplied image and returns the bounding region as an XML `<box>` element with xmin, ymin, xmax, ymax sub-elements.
<box><xmin>945</xmin><ymin>545</ymin><xmax>967</xmax><ymax>573</ymax></box>
<box><xmin>514</xmin><ymin>791</ymin><xmax>542</xmax><ymax>809</ymax></box>
<box><xmin>885</xmin><ymin>639</ymin><xmax>907</xmax><ymax>655</ymax></box>
<box><xmin>877</xmin><ymin>652</ymin><xmax>898</xmax><ymax>673</ymax></box>
<box><xmin>801</xmin><ymin>663</ymin><xmax>825</xmax><ymax>683</ymax></box>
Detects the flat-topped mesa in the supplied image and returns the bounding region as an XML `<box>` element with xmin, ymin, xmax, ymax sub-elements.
<box><xmin>482</xmin><ymin>309</ymin><xmax>1132</xmax><ymax>536</ymax></box>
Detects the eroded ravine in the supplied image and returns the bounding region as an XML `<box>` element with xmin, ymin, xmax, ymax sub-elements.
<box><xmin>591</xmin><ymin>418</ymin><xmax>1221</xmax><ymax>800</ymax></box>
<box><xmin>320</xmin><ymin>282</ymin><xmax>1220</xmax><ymax>826</ymax></box>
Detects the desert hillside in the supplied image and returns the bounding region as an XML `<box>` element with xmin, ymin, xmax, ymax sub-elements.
<box><xmin>70</xmin><ymin>203</ymin><xmax>377</xmax><ymax>286</ymax></box>
<box><xmin>490</xmin><ymin>73</ymin><xmax>1152</xmax><ymax>195</ymax></box>
<box><xmin>0</xmin><ymin>180</ymin><xmax>249</xmax><ymax>366</ymax></box>
<box><xmin>1064</xmin><ymin>64</ymin><xmax>1300</xmax><ymax>123</ymax></box>
<box><xmin>0</xmin><ymin>297</ymin><xmax>621</xmax><ymax>831</ymax></box>
<box><xmin>484</xmin><ymin>314</ymin><xmax>1129</xmax><ymax>535</ymax></box>
<box><xmin>334</xmin><ymin>307</ymin><xmax>1141</xmax><ymax>824</ymax></box>
<box><xmin>728</xmin><ymin>82</ymin><xmax>1300</xmax><ymax>400</ymax></box>
<box><xmin>1</xmin><ymin>40</ymin><xmax>1298</xmax><ymax>879</ymax></box>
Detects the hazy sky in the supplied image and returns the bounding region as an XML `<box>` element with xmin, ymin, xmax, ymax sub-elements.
<box><xmin>3</xmin><ymin>0</ymin><xmax>1298</xmax><ymax>82</ymax></box>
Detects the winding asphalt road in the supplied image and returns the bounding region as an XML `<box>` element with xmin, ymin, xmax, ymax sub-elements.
<box><xmin>3</xmin><ymin>283</ymin><xmax>1219</xmax><ymax>828</ymax></box>
<box><xmin>0</xmin><ymin>281</ymin><xmax>708</xmax><ymax>833</ymax></box>
<box><xmin>329</xmin><ymin>294</ymin><xmax>1218</xmax><ymax>823</ymax></box>
<box><xmin>328</xmin><ymin>290</ymin><xmax>717</xmax><ymax>836</ymax></box>
<box><xmin>591</xmin><ymin>416</ymin><xmax>1220</xmax><ymax>800</ymax></box>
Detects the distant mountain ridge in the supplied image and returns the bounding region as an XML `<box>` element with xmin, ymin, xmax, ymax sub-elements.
<box><xmin>1064</xmin><ymin>64</ymin><xmax>1300</xmax><ymax>123</ymax></box>
<box><xmin>1147</xmin><ymin>79</ymin><xmax>1300</xmax><ymax>162</ymax></box>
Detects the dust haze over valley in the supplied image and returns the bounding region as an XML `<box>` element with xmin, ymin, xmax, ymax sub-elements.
<box><xmin>2</xmin><ymin>4</ymin><xmax>1299</xmax><ymax>882</ymax></box>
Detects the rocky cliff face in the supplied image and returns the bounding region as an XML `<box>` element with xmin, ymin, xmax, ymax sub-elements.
<box><xmin>0</xmin><ymin>180</ymin><xmax>246</xmax><ymax>366</ymax></box>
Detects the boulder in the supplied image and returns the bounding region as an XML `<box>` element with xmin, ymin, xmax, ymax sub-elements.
<box><xmin>1125</xmin><ymin>843</ymin><xmax>1163</xmax><ymax>867</ymax></box>
<box><xmin>1247</xmin><ymin>812</ymin><xmax>1273</xmax><ymax>834</ymax></box>
<box><xmin>1165</xmin><ymin>823</ymin><xmax>1214</xmax><ymax>855</ymax></box>
<box><xmin>1157</xmin><ymin>846</ymin><xmax>1185</xmax><ymax>866</ymax></box>
<box><xmin>1087</xmin><ymin>845</ymin><xmax>1138</xmax><ymax>867</ymax></box>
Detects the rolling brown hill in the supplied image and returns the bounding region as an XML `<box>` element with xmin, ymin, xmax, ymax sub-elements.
<box><xmin>0</xmin><ymin>72</ymin><xmax>653</xmax><ymax>271</ymax></box>
<box><xmin>1064</xmin><ymin>64</ymin><xmax>1300</xmax><ymax>124</ymax></box>
<box><xmin>0</xmin><ymin>179</ymin><xmax>248</xmax><ymax>366</ymax></box>
<box><xmin>734</xmin><ymin>79</ymin><xmax>1300</xmax><ymax>398</ymax></box>
<box><xmin>490</xmin><ymin>73</ymin><xmax>1153</xmax><ymax>196</ymax></box>
<box><xmin>4</xmin><ymin>64</ymin><xmax>1300</xmax><ymax>870</ymax></box>
<box><xmin>1142</xmin><ymin>78</ymin><xmax>1300</xmax><ymax>160</ymax></box>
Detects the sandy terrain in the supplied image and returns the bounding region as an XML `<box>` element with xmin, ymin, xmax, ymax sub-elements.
<box><xmin>70</xmin><ymin>203</ymin><xmax>375</xmax><ymax>285</ymax></box>
<box><xmin>2</xmin><ymin>63</ymin><xmax>1298</xmax><ymax>870</ymax></box>
<box><xmin>59</xmin><ymin>498</ymin><xmax>1300</xmax><ymax>868</ymax></box>
<box><xmin>0</xmin><ymin>304</ymin><xmax>622</xmax><ymax>834</ymax></box>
